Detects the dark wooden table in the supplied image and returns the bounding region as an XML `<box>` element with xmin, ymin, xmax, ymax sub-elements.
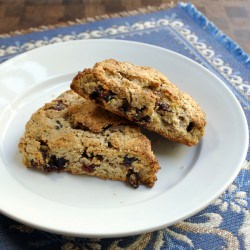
<box><xmin>0</xmin><ymin>0</ymin><xmax>250</xmax><ymax>54</ymax></box>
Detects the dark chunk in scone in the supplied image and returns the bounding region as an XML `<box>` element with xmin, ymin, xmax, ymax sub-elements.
<box><xmin>70</xmin><ymin>59</ymin><xmax>206</xmax><ymax>146</ymax></box>
<box><xmin>18</xmin><ymin>90</ymin><xmax>160</xmax><ymax>188</ymax></box>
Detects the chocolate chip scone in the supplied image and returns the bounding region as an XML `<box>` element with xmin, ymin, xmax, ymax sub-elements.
<box><xmin>18</xmin><ymin>90</ymin><xmax>160</xmax><ymax>188</ymax></box>
<box><xmin>71</xmin><ymin>59</ymin><xmax>206</xmax><ymax>146</ymax></box>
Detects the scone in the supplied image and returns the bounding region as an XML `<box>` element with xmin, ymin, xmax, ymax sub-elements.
<box><xmin>18</xmin><ymin>90</ymin><xmax>160</xmax><ymax>188</ymax></box>
<box><xmin>70</xmin><ymin>59</ymin><xmax>206</xmax><ymax>146</ymax></box>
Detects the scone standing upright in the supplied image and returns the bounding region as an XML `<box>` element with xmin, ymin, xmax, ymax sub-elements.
<box><xmin>18</xmin><ymin>90</ymin><xmax>160</xmax><ymax>188</ymax></box>
<box><xmin>71</xmin><ymin>59</ymin><xmax>206</xmax><ymax>146</ymax></box>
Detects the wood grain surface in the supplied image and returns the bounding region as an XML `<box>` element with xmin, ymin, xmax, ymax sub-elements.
<box><xmin>0</xmin><ymin>0</ymin><xmax>249</xmax><ymax>53</ymax></box>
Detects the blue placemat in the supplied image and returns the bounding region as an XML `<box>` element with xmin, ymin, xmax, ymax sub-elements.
<box><xmin>0</xmin><ymin>3</ymin><xmax>249</xmax><ymax>249</ymax></box>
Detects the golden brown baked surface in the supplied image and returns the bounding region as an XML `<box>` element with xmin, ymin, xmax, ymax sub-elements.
<box><xmin>18</xmin><ymin>90</ymin><xmax>160</xmax><ymax>188</ymax></box>
<box><xmin>71</xmin><ymin>59</ymin><xmax>206</xmax><ymax>146</ymax></box>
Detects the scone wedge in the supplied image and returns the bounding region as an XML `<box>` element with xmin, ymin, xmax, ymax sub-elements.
<box><xmin>71</xmin><ymin>59</ymin><xmax>206</xmax><ymax>146</ymax></box>
<box><xmin>18</xmin><ymin>90</ymin><xmax>160</xmax><ymax>188</ymax></box>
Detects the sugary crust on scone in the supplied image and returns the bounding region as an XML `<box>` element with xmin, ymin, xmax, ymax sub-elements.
<box><xmin>18</xmin><ymin>90</ymin><xmax>160</xmax><ymax>188</ymax></box>
<box><xmin>70</xmin><ymin>59</ymin><xmax>206</xmax><ymax>146</ymax></box>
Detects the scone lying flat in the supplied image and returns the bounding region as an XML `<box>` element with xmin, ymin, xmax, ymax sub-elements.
<box><xmin>71</xmin><ymin>59</ymin><xmax>206</xmax><ymax>146</ymax></box>
<box><xmin>18</xmin><ymin>90</ymin><xmax>160</xmax><ymax>188</ymax></box>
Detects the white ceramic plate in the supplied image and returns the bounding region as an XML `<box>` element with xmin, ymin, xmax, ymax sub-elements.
<box><xmin>0</xmin><ymin>40</ymin><xmax>248</xmax><ymax>238</ymax></box>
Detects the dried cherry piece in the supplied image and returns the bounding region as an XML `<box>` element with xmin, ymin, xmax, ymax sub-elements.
<box><xmin>54</xmin><ymin>100</ymin><xmax>65</xmax><ymax>111</ymax></box>
<box><xmin>123</xmin><ymin>155</ymin><xmax>138</xmax><ymax>167</ymax></box>
<box><xmin>157</xmin><ymin>102</ymin><xmax>170</xmax><ymax>112</ymax></box>
<box><xmin>126</xmin><ymin>169</ymin><xmax>139</xmax><ymax>188</ymax></box>
<box><xmin>81</xmin><ymin>150</ymin><xmax>94</xmax><ymax>159</ymax></box>
<box><xmin>43</xmin><ymin>155</ymin><xmax>67</xmax><ymax>172</ymax></box>
<box><xmin>55</xmin><ymin>120</ymin><xmax>63</xmax><ymax>130</ymax></box>
<box><xmin>52</xmin><ymin>156</ymin><xmax>67</xmax><ymax>168</ymax></box>
<box><xmin>39</xmin><ymin>140</ymin><xmax>48</xmax><ymax>160</ymax></box>
<box><xmin>89</xmin><ymin>86</ymin><xmax>104</xmax><ymax>100</ymax></box>
<box><xmin>133</xmin><ymin>107</ymin><xmax>151</xmax><ymax>124</ymax></box>
<box><xmin>82</xmin><ymin>164</ymin><xmax>99</xmax><ymax>173</ymax></box>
